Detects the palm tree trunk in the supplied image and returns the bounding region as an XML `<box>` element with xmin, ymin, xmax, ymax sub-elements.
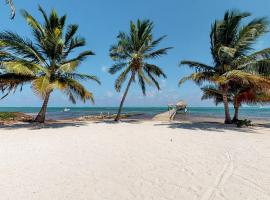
<box><xmin>222</xmin><ymin>86</ymin><xmax>232</xmax><ymax>124</ymax></box>
<box><xmin>232</xmin><ymin>103</ymin><xmax>239</xmax><ymax>123</ymax></box>
<box><xmin>115</xmin><ymin>73</ymin><xmax>135</xmax><ymax>122</ymax></box>
<box><xmin>34</xmin><ymin>91</ymin><xmax>51</xmax><ymax>123</ymax></box>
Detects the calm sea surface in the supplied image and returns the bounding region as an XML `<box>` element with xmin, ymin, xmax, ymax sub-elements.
<box><xmin>0</xmin><ymin>107</ymin><xmax>269</xmax><ymax>120</ymax></box>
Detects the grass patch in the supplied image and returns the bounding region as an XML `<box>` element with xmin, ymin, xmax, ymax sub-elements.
<box><xmin>0</xmin><ymin>112</ymin><xmax>17</xmax><ymax>120</ymax></box>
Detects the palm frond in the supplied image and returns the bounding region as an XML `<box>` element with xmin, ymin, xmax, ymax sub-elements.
<box><xmin>21</xmin><ymin>9</ymin><xmax>44</xmax><ymax>35</ymax></box>
<box><xmin>235</xmin><ymin>17</ymin><xmax>268</xmax><ymax>55</ymax></box>
<box><xmin>0</xmin><ymin>73</ymin><xmax>34</xmax><ymax>97</ymax></box>
<box><xmin>179</xmin><ymin>71</ymin><xmax>215</xmax><ymax>86</ymax></box>
<box><xmin>59</xmin><ymin>50</ymin><xmax>94</xmax><ymax>72</ymax></box>
<box><xmin>115</xmin><ymin>67</ymin><xmax>131</xmax><ymax>92</ymax></box>
<box><xmin>138</xmin><ymin>74</ymin><xmax>146</xmax><ymax>95</ymax></box>
<box><xmin>2</xmin><ymin>61</ymin><xmax>37</xmax><ymax>76</ymax></box>
<box><xmin>31</xmin><ymin>76</ymin><xmax>50</xmax><ymax>98</ymax></box>
<box><xmin>0</xmin><ymin>31</ymin><xmax>47</xmax><ymax>65</ymax></box>
<box><xmin>64</xmin><ymin>24</ymin><xmax>78</xmax><ymax>45</ymax></box>
<box><xmin>38</xmin><ymin>5</ymin><xmax>49</xmax><ymax>25</ymax></box>
<box><xmin>224</xmin><ymin>70</ymin><xmax>270</xmax><ymax>89</ymax></box>
<box><xmin>108</xmin><ymin>62</ymin><xmax>127</xmax><ymax>74</ymax></box>
<box><xmin>201</xmin><ymin>85</ymin><xmax>224</xmax><ymax>105</ymax></box>
<box><xmin>6</xmin><ymin>0</ymin><xmax>15</xmax><ymax>19</ymax></box>
<box><xmin>64</xmin><ymin>73</ymin><xmax>101</xmax><ymax>85</ymax></box>
<box><xmin>62</xmin><ymin>78</ymin><xmax>94</xmax><ymax>103</ymax></box>
<box><xmin>144</xmin><ymin>47</ymin><xmax>172</xmax><ymax>59</ymax></box>
<box><xmin>241</xmin><ymin>59</ymin><xmax>270</xmax><ymax>76</ymax></box>
<box><xmin>144</xmin><ymin>63</ymin><xmax>166</xmax><ymax>78</ymax></box>
<box><xmin>63</xmin><ymin>37</ymin><xmax>87</xmax><ymax>57</ymax></box>
<box><xmin>180</xmin><ymin>60</ymin><xmax>214</xmax><ymax>72</ymax></box>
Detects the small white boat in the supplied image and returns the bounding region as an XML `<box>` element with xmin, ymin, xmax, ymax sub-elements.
<box><xmin>64</xmin><ymin>108</ymin><xmax>70</xmax><ymax>112</ymax></box>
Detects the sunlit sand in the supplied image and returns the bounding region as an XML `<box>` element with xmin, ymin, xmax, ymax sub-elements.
<box><xmin>0</xmin><ymin>120</ymin><xmax>269</xmax><ymax>200</ymax></box>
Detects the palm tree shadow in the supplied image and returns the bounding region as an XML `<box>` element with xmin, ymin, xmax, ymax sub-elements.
<box><xmin>93</xmin><ymin>119</ymin><xmax>144</xmax><ymax>124</ymax></box>
<box><xmin>255</xmin><ymin>122</ymin><xmax>270</xmax><ymax>129</ymax></box>
<box><xmin>154</xmin><ymin>121</ymin><xmax>261</xmax><ymax>133</ymax></box>
<box><xmin>0</xmin><ymin>121</ymin><xmax>88</xmax><ymax>130</ymax></box>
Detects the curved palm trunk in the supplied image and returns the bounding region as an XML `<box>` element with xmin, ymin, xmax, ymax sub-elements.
<box><xmin>222</xmin><ymin>86</ymin><xmax>232</xmax><ymax>124</ymax></box>
<box><xmin>115</xmin><ymin>73</ymin><xmax>135</xmax><ymax>122</ymax></box>
<box><xmin>34</xmin><ymin>91</ymin><xmax>51</xmax><ymax>123</ymax></box>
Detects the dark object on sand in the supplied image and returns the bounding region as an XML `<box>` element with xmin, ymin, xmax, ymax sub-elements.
<box><xmin>236</xmin><ymin>119</ymin><xmax>252</xmax><ymax>128</ymax></box>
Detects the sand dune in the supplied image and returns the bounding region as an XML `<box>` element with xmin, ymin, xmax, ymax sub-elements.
<box><xmin>0</xmin><ymin>121</ymin><xmax>270</xmax><ymax>200</ymax></box>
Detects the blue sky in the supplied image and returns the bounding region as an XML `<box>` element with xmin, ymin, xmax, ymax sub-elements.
<box><xmin>0</xmin><ymin>0</ymin><xmax>270</xmax><ymax>107</ymax></box>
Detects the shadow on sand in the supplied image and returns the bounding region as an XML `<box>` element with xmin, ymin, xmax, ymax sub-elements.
<box><xmin>0</xmin><ymin>121</ymin><xmax>88</xmax><ymax>130</ymax></box>
<box><xmin>154</xmin><ymin>121</ymin><xmax>270</xmax><ymax>133</ymax></box>
<box><xmin>255</xmin><ymin>122</ymin><xmax>270</xmax><ymax>129</ymax></box>
<box><xmin>0</xmin><ymin>119</ymin><xmax>269</xmax><ymax>133</ymax></box>
<box><xmin>93</xmin><ymin>119</ymin><xmax>145</xmax><ymax>125</ymax></box>
<box><xmin>0</xmin><ymin>118</ymin><xmax>146</xmax><ymax>130</ymax></box>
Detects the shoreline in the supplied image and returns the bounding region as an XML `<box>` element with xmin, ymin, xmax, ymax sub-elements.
<box><xmin>0</xmin><ymin>106</ymin><xmax>270</xmax><ymax>121</ymax></box>
<box><xmin>1</xmin><ymin>111</ymin><xmax>269</xmax><ymax>129</ymax></box>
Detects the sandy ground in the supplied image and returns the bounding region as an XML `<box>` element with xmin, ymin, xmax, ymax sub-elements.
<box><xmin>0</xmin><ymin>120</ymin><xmax>270</xmax><ymax>200</ymax></box>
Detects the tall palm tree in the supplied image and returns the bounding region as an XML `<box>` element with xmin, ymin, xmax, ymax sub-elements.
<box><xmin>179</xmin><ymin>10</ymin><xmax>270</xmax><ymax>124</ymax></box>
<box><xmin>109</xmin><ymin>19</ymin><xmax>172</xmax><ymax>121</ymax></box>
<box><xmin>0</xmin><ymin>6</ymin><xmax>100</xmax><ymax>123</ymax></box>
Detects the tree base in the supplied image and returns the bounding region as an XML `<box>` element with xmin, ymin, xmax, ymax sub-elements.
<box><xmin>224</xmin><ymin>119</ymin><xmax>232</xmax><ymax>124</ymax></box>
<box><xmin>232</xmin><ymin>118</ymin><xmax>239</xmax><ymax>124</ymax></box>
<box><xmin>34</xmin><ymin>115</ymin><xmax>45</xmax><ymax>123</ymax></box>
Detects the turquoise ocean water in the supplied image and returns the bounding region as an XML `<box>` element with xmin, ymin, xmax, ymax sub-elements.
<box><xmin>0</xmin><ymin>107</ymin><xmax>269</xmax><ymax>120</ymax></box>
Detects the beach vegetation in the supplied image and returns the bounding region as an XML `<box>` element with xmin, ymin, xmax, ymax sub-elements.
<box><xmin>201</xmin><ymin>84</ymin><xmax>270</xmax><ymax>123</ymax></box>
<box><xmin>236</xmin><ymin>119</ymin><xmax>252</xmax><ymax>128</ymax></box>
<box><xmin>0</xmin><ymin>112</ymin><xmax>16</xmax><ymax>120</ymax></box>
<box><xmin>179</xmin><ymin>10</ymin><xmax>270</xmax><ymax>124</ymax></box>
<box><xmin>0</xmin><ymin>6</ymin><xmax>100</xmax><ymax>123</ymax></box>
<box><xmin>109</xmin><ymin>19</ymin><xmax>172</xmax><ymax>121</ymax></box>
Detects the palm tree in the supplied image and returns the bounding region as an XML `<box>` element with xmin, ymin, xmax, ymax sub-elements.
<box><xmin>5</xmin><ymin>0</ymin><xmax>15</xmax><ymax>19</ymax></box>
<box><xmin>201</xmin><ymin>84</ymin><xmax>270</xmax><ymax>122</ymax></box>
<box><xmin>109</xmin><ymin>19</ymin><xmax>172</xmax><ymax>121</ymax></box>
<box><xmin>0</xmin><ymin>6</ymin><xmax>100</xmax><ymax>123</ymax></box>
<box><xmin>179</xmin><ymin>10</ymin><xmax>270</xmax><ymax>124</ymax></box>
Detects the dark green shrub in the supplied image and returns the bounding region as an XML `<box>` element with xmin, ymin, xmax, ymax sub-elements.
<box><xmin>236</xmin><ymin>119</ymin><xmax>252</xmax><ymax>128</ymax></box>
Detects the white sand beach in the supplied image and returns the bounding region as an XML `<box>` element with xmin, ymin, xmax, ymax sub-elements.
<box><xmin>0</xmin><ymin>120</ymin><xmax>270</xmax><ymax>200</ymax></box>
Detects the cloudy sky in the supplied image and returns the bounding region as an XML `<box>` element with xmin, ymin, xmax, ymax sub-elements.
<box><xmin>0</xmin><ymin>0</ymin><xmax>269</xmax><ymax>107</ymax></box>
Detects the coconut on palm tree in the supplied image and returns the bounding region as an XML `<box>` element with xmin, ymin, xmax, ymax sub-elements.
<box><xmin>0</xmin><ymin>6</ymin><xmax>100</xmax><ymax>123</ymax></box>
<box><xmin>179</xmin><ymin>10</ymin><xmax>270</xmax><ymax>124</ymax></box>
<box><xmin>109</xmin><ymin>19</ymin><xmax>172</xmax><ymax>121</ymax></box>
